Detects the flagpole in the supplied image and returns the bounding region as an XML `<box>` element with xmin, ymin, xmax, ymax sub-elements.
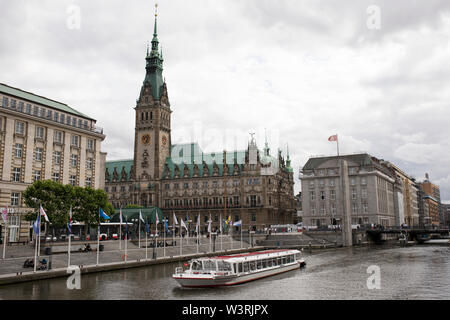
<box><xmin>145</xmin><ymin>219</ymin><xmax>148</xmax><ymax>260</ymax></box>
<box><xmin>38</xmin><ymin>210</ymin><xmax>41</xmax><ymax>258</ymax></box>
<box><xmin>96</xmin><ymin>209</ymin><xmax>100</xmax><ymax>266</ymax></box>
<box><xmin>163</xmin><ymin>218</ymin><xmax>166</xmax><ymax>258</ymax></box>
<box><xmin>180</xmin><ymin>221</ymin><xmax>183</xmax><ymax>257</ymax></box>
<box><xmin>138</xmin><ymin>215</ymin><xmax>141</xmax><ymax>249</ymax></box>
<box><xmin>240</xmin><ymin>222</ymin><xmax>243</xmax><ymax>249</ymax></box>
<box><xmin>68</xmin><ymin>206</ymin><xmax>72</xmax><ymax>267</ymax></box>
<box><xmin>125</xmin><ymin>217</ymin><xmax>128</xmax><ymax>263</ymax></box>
<box><xmin>119</xmin><ymin>207</ymin><xmax>122</xmax><ymax>251</ymax></box>
<box><xmin>2</xmin><ymin>216</ymin><xmax>7</xmax><ymax>259</ymax></box>
<box><xmin>336</xmin><ymin>134</ymin><xmax>340</xmax><ymax>156</ymax></box>
<box><xmin>33</xmin><ymin>211</ymin><xmax>38</xmax><ymax>273</ymax></box>
<box><xmin>209</xmin><ymin>213</ymin><xmax>212</xmax><ymax>253</ymax></box>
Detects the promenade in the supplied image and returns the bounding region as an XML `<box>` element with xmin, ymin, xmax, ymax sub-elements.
<box><xmin>0</xmin><ymin>235</ymin><xmax>252</xmax><ymax>284</ymax></box>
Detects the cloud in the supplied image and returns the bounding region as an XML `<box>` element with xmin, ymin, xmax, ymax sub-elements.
<box><xmin>1</xmin><ymin>0</ymin><xmax>449</xmax><ymax>201</ymax></box>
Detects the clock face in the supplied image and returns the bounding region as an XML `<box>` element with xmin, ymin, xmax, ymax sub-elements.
<box><xmin>141</xmin><ymin>134</ymin><xmax>151</xmax><ymax>145</ymax></box>
<box><xmin>162</xmin><ymin>135</ymin><xmax>167</xmax><ymax>146</ymax></box>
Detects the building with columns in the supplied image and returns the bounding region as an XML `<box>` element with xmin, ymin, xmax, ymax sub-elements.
<box><xmin>0</xmin><ymin>83</ymin><xmax>106</xmax><ymax>242</ymax></box>
<box><xmin>104</xmin><ymin>13</ymin><xmax>296</xmax><ymax>232</ymax></box>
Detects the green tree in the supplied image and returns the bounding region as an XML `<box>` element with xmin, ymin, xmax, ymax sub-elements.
<box><xmin>124</xmin><ymin>204</ymin><xmax>144</xmax><ymax>209</ymax></box>
<box><xmin>23</xmin><ymin>180</ymin><xmax>74</xmax><ymax>233</ymax></box>
<box><xmin>72</xmin><ymin>187</ymin><xmax>114</xmax><ymax>237</ymax></box>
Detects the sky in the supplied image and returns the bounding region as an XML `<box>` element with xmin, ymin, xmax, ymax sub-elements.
<box><xmin>1</xmin><ymin>0</ymin><xmax>449</xmax><ymax>202</ymax></box>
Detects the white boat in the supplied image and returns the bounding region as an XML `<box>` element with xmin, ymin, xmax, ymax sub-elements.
<box><xmin>172</xmin><ymin>249</ymin><xmax>306</xmax><ymax>288</ymax></box>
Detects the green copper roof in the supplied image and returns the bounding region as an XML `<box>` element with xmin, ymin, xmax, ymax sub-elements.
<box><xmin>141</xmin><ymin>15</ymin><xmax>164</xmax><ymax>100</ymax></box>
<box><xmin>110</xmin><ymin>207</ymin><xmax>163</xmax><ymax>223</ymax></box>
<box><xmin>105</xmin><ymin>159</ymin><xmax>134</xmax><ymax>183</ymax></box>
<box><xmin>0</xmin><ymin>83</ymin><xmax>94</xmax><ymax>120</ymax></box>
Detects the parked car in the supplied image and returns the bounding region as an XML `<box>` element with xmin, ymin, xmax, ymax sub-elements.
<box><xmin>99</xmin><ymin>233</ymin><xmax>108</xmax><ymax>241</ymax></box>
<box><xmin>112</xmin><ymin>233</ymin><xmax>118</xmax><ymax>240</ymax></box>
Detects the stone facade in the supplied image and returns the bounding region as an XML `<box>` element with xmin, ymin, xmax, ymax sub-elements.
<box><xmin>0</xmin><ymin>83</ymin><xmax>106</xmax><ymax>242</ymax></box>
<box><xmin>104</xmin><ymin>14</ymin><xmax>296</xmax><ymax>231</ymax></box>
<box><xmin>300</xmin><ymin>154</ymin><xmax>404</xmax><ymax>228</ymax></box>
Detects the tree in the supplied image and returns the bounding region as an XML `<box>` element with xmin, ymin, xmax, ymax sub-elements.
<box><xmin>23</xmin><ymin>180</ymin><xmax>74</xmax><ymax>233</ymax></box>
<box><xmin>124</xmin><ymin>204</ymin><xmax>144</xmax><ymax>209</ymax></box>
<box><xmin>23</xmin><ymin>180</ymin><xmax>114</xmax><ymax>237</ymax></box>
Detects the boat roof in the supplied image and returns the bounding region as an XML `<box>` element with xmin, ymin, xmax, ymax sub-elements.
<box><xmin>196</xmin><ymin>249</ymin><xmax>300</xmax><ymax>263</ymax></box>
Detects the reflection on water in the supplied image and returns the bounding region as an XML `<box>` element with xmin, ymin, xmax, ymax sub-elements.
<box><xmin>0</xmin><ymin>246</ymin><xmax>449</xmax><ymax>300</ymax></box>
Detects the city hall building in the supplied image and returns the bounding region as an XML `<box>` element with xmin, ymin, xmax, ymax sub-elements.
<box><xmin>0</xmin><ymin>83</ymin><xmax>106</xmax><ymax>242</ymax></box>
<box><xmin>104</xmin><ymin>14</ymin><xmax>296</xmax><ymax>231</ymax></box>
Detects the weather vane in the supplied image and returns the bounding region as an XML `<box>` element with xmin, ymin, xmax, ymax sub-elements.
<box><xmin>155</xmin><ymin>3</ymin><xmax>158</xmax><ymax>17</ymax></box>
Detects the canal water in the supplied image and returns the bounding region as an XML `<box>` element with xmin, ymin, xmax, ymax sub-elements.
<box><xmin>0</xmin><ymin>245</ymin><xmax>449</xmax><ymax>300</ymax></box>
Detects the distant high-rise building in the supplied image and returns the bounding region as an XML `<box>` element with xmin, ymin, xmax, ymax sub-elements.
<box><xmin>417</xmin><ymin>174</ymin><xmax>443</xmax><ymax>227</ymax></box>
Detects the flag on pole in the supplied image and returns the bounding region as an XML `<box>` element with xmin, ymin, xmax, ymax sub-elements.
<box><xmin>233</xmin><ymin>220</ymin><xmax>242</xmax><ymax>227</ymax></box>
<box><xmin>120</xmin><ymin>209</ymin><xmax>123</xmax><ymax>224</ymax></box>
<box><xmin>164</xmin><ymin>218</ymin><xmax>169</xmax><ymax>234</ymax></box>
<box><xmin>139</xmin><ymin>210</ymin><xmax>145</xmax><ymax>223</ymax></box>
<box><xmin>207</xmin><ymin>215</ymin><xmax>212</xmax><ymax>233</ymax></box>
<box><xmin>146</xmin><ymin>220</ymin><xmax>150</xmax><ymax>233</ymax></box>
<box><xmin>67</xmin><ymin>206</ymin><xmax>73</xmax><ymax>233</ymax></box>
<box><xmin>40</xmin><ymin>205</ymin><xmax>50</xmax><ymax>223</ymax></box>
<box><xmin>180</xmin><ymin>219</ymin><xmax>188</xmax><ymax>232</ymax></box>
<box><xmin>99</xmin><ymin>208</ymin><xmax>110</xmax><ymax>220</ymax></box>
<box><xmin>33</xmin><ymin>215</ymin><xmax>40</xmax><ymax>235</ymax></box>
<box><xmin>155</xmin><ymin>212</ymin><xmax>160</xmax><ymax>225</ymax></box>
<box><xmin>195</xmin><ymin>214</ymin><xmax>200</xmax><ymax>233</ymax></box>
<box><xmin>226</xmin><ymin>215</ymin><xmax>231</xmax><ymax>225</ymax></box>
<box><xmin>173</xmin><ymin>212</ymin><xmax>178</xmax><ymax>225</ymax></box>
<box><xmin>1</xmin><ymin>206</ymin><xmax>8</xmax><ymax>223</ymax></box>
<box><xmin>328</xmin><ymin>134</ymin><xmax>338</xmax><ymax>142</ymax></box>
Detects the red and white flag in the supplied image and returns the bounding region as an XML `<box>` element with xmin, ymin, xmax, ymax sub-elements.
<box><xmin>328</xmin><ymin>134</ymin><xmax>338</xmax><ymax>142</ymax></box>
<box><xmin>1</xmin><ymin>206</ymin><xmax>8</xmax><ymax>223</ymax></box>
<box><xmin>40</xmin><ymin>205</ymin><xmax>50</xmax><ymax>222</ymax></box>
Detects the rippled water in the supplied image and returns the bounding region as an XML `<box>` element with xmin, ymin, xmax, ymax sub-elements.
<box><xmin>1</xmin><ymin>245</ymin><xmax>449</xmax><ymax>300</ymax></box>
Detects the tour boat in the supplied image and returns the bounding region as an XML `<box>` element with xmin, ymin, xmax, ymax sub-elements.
<box><xmin>172</xmin><ymin>249</ymin><xmax>306</xmax><ymax>288</ymax></box>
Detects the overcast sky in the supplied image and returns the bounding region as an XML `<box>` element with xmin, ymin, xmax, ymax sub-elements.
<box><xmin>1</xmin><ymin>0</ymin><xmax>449</xmax><ymax>202</ymax></box>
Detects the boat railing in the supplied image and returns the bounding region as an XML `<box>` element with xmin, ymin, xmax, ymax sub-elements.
<box><xmin>175</xmin><ymin>267</ymin><xmax>184</xmax><ymax>274</ymax></box>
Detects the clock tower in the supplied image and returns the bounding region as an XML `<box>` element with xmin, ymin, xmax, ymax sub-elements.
<box><xmin>133</xmin><ymin>8</ymin><xmax>171</xmax><ymax>206</ymax></box>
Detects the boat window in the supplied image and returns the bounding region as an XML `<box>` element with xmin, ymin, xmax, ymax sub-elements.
<box><xmin>295</xmin><ymin>253</ymin><xmax>301</xmax><ymax>260</ymax></box>
<box><xmin>238</xmin><ymin>263</ymin><xmax>243</xmax><ymax>273</ymax></box>
<box><xmin>191</xmin><ymin>261</ymin><xmax>202</xmax><ymax>271</ymax></box>
<box><xmin>202</xmin><ymin>260</ymin><xmax>217</xmax><ymax>271</ymax></box>
<box><xmin>256</xmin><ymin>260</ymin><xmax>262</xmax><ymax>270</ymax></box>
<box><xmin>217</xmin><ymin>260</ymin><xmax>232</xmax><ymax>271</ymax></box>
<box><xmin>262</xmin><ymin>259</ymin><xmax>267</xmax><ymax>268</ymax></box>
<box><xmin>250</xmin><ymin>261</ymin><xmax>256</xmax><ymax>271</ymax></box>
<box><xmin>277</xmin><ymin>258</ymin><xmax>281</xmax><ymax>265</ymax></box>
<box><xmin>282</xmin><ymin>257</ymin><xmax>287</xmax><ymax>265</ymax></box>
<box><xmin>233</xmin><ymin>264</ymin><xmax>237</xmax><ymax>273</ymax></box>
<box><xmin>243</xmin><ymin>262</ymin><xmax>249</xmax><ymax>272</ymax></box>
<box><xmin>267</xmin><ymin>259</ymin><xmax>272</xmax><ymax>267</ymax></box>
<box><xmin>290</xmin><ymin>255</ymin><xmax>295</xmax><ymax>262</ymax></box>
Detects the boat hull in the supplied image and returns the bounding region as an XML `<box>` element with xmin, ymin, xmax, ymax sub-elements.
<box><xmin>173</xmin><ymin>260</ymin><xmax>304</xmax><ymax>288</ymax></box>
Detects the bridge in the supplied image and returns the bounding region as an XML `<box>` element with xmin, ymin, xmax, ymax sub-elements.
<box><xmin>365</xmin><ymin>227</ymin><xmax>449</xmax><ymax>243</ymax></box>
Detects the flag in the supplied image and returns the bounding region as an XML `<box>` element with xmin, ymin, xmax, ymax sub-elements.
<box><xmin>120</xmin><ymin>209</ymin><xmax>123</xmax><ymax>224</ymax></box>
<box><xmin>328</xmin><ymin>134</ymin><xmax>338</xmax><ymax>142</ymax></box>
<box><xmin>226</xmin><ymin>215</ymin><xmax>231</xmax><ymax>225</ymax></box>
<box><xmin>139</xmin><ymin>210</ymin><xmax>145</xmax><ymax>223</ymax></box>
<box><xmin>195</xmin><ymin>214</ymin><xmax>200</xmax><ymax>233</ymax></box>
<box><xmin>219</xmin><ymin>214</ymin><xmax>222</xmax><ymax>233</ymax></box>
<box><xmin>99</xmin><ymin>208</ymin><xmax>110</xmax><ymax>220</ymax></box>
<box><xmin>146</xmin><ymin>220</ymin><xmax>150</xmax><ymax>233</ymax></box>
<box><xmin>40</xmin><ymin>205</ymin><xmax>49</xmax><ymax>223</ymax></box>
<box><xmin>233</xmin><ymin>220</ymin><xmax>242</xmax><ymax>227</ymax></box>
<box><xmin>67</xmin><ymin>206</ymin><xmax>73</xmax><ymax>234</ymax></box>
<box><xmin>164</xmin><ymin>218</ymin><xmax>169</xmax><ymax>234</ymax></box>
<box><xmin>207</xmin><ymin>214</ymin><xmax>212</xmax><ymax>233</ymax></box>
<box><xmin>33</xmin><ymin>215</ymin><xmax>40</xmax><ymax>235</ymax></box>
<box><xmin>173</xmin><ymin>212</ymin><xmax>178</xmax><ymax>225</ymax></box>
<box><xmin>180</xmin><ymin>219</ymin><xmax>188</xmax><ymax>232</ymax></box>
<box><xmin>1</xmin><ymin>206</ymin><xmax>8</xmax><ymax>224</ymax></box>
<box><xmin>155</xmin><ymin>212</ymin><xmax>160</xmax><ymax>225</ymax></box>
